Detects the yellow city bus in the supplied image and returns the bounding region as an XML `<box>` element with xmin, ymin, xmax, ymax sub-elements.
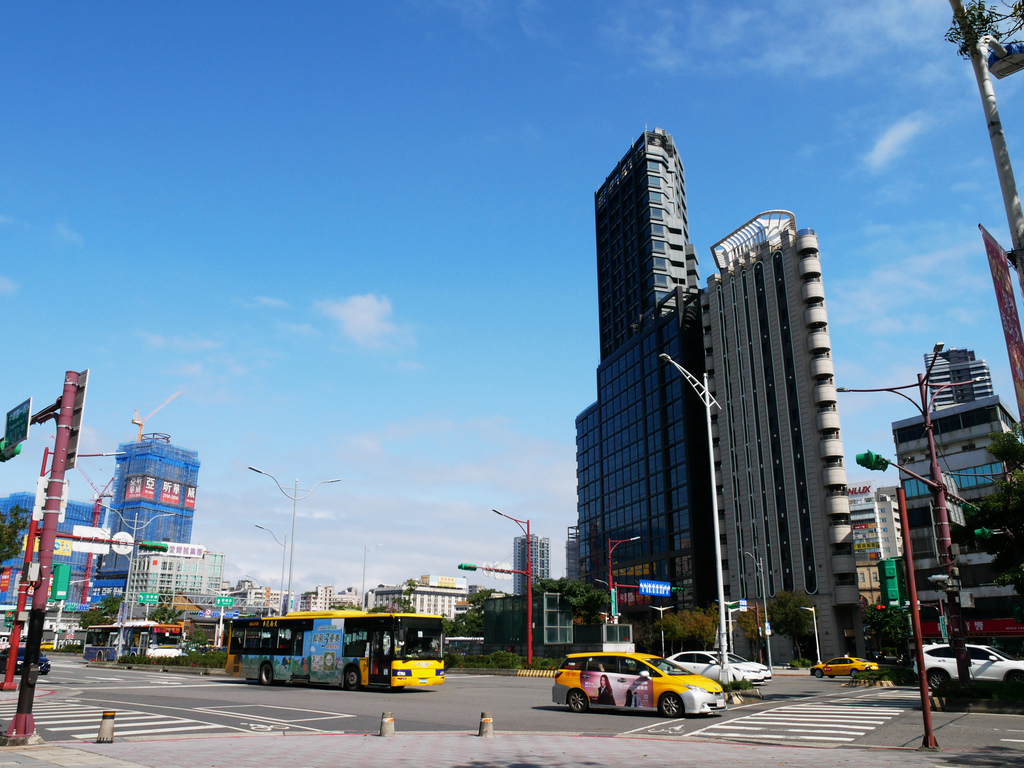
<box><xmin>224</xmin><ymin>610</ymin><xmax>445</xmax><ymax>690</ymax></box>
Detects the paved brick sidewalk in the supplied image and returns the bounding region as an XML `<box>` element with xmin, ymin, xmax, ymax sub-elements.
<box><xmin>2</xmin><ymin>732</ymin><xmax>1020</xmax><ymax>768</ymax></box>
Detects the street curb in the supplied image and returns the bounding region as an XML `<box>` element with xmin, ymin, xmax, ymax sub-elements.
<box><xmin>726</xmin><ymin>689</ymin><xmax>763</xmax><ymax>704</ymax></box>
<box><xmin>86</xmin><ymin>661</ymin><xmax>227</xmax><ymax>676</ymax></box>
<box><xmin>929</xmin><ymin>696</ymin><xmax>1024</xmax><ymax>714</ymax></box>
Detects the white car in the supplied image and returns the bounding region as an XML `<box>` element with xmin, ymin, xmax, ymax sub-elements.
<box><xmin>146</xmin><ymin>645</ymin><xmax>184</xmax><ymax>658</ymax></box>
<box><xmin>667</xmin><ymin>651</ymin><xmax>769</xmax><ymax>684</ymax></box>
<box><xmin>727</xmin><ymin>652</ymin><xmax>771</xmax><ymax>682</ymax></box>
<box><xmin>918</xmin><ymin>643</ymin><xmax>1024</xmax><ymax>689</ymax></box>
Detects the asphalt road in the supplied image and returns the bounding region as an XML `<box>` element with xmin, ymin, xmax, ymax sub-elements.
<box><xmin>3</xmin><ymin>657</ymin><xmax>1022</xmax><ymax>753</ymax></box>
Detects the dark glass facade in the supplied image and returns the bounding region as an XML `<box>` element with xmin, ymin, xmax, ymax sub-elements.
<box><xmin>577</xmin><ymin>129</ymin><xmax>713</xmax><ymax>619</ymax></box>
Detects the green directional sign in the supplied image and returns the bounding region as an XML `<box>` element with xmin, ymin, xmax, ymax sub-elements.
<box><xmin>2</xmin><ymin>398</ymin><xmax>31</xmax><ymax>461</ymax></box>
<box><xmin>215</xmin><ymin>596</ymin><xmax>235</xmax><ymax>607</ymax></box>
<box><xmin>138</xmin><ymin>592</ymin><xmax>159</xmax><ymax>604</ymax></box>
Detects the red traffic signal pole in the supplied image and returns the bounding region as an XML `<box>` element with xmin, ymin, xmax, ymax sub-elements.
<box><xmin>5</xmin><ymin>371</ymin><xmax>83</xmax><ymax>742</ymax></box>
<box><xmin>492</xmin><ymin>510</ymin><xmax>532</xmax><ymax>665</ymax></box>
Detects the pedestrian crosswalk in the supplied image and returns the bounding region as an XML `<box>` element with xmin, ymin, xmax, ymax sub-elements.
<box><xmin>686</xmin><ymin>690</ymin><xmax>919</xmax><ymax>746</ymax></box>
<box><xmin>0</xmin><ymin>699</ymin><xmax>245</xmax><ymax>740</ymax></box>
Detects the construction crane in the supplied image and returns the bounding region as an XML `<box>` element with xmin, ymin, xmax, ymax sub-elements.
<box><xmin>132</xmin><ymin>391</ymin><xmax>182</xmax><ymax>441</ymax></box>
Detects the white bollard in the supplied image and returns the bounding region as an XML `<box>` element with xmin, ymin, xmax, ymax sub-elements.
<box><xmin>478</xmin><ymin>711</ymin><xmax>494</xmax><ymax>738</ymax></box>
<box><xmin>379</xmin><ymin>711</ymin><xmax>395</xmax><ymax>737</ymax></box>
<box><xmin>96</xmin><ymin>711</ymin><xmax>116</xmax><ymax>743</ymax></box>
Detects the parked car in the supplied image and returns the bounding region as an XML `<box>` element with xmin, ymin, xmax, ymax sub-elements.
<box><xmin>666</xmin><ymin>650</ymin><xmax>769</xmax><ymax>684</ymax></box>
<box><xmin>810</xmin><ymin>656</ymin><xmax>878</xmax><ymax>678</ymax></box>
<box><xmin>918</xmin><ymin>643</ymin><xmax>1024</xmax><ymax>689</ymax></box>
<box><xmin>552</xmin><ymin>651</ymin><xmax>727</xmax><ymax>717</ymax></box>
<box><xmin>0</xmin><ymin>648</ymin><xmax>51</xmax><ymax>675</ymax></box>
<box><xmin>728</xmin><ymin>652</ymin><xmax>772</xmax><ymax>682</ymax></box>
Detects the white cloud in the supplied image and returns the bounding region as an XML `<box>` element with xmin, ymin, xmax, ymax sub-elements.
<box><xmin>55</xmin><ymin>221</ymin><xmax>83</xmax><ymax>245</ymax></box>
<box><xmin>137</xmin><ymin>332</ymin><xmax>224</xmax><ymax>351</ymax></box>
<box><xmin>315</xmin><ymin>294</ymin><xmax>413</xmax><ymax>349</ymax></box>
<box><xmin>865</xmin><ymin>114</ymin><xmax>929</xmax><ymax>171</ymax></box>
<box><xmin>0</xmin><ymin>275</ymin><xmax>17</xmax><ymax>295</ymax></box>
<box><xmin>278</xmin><ymin>322</ymin><xmax>322</xmax><ymax>337</ymax></box>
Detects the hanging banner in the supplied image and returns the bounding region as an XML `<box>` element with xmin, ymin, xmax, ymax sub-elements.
<box><xmin>981</xmin><ymin>224</ymin><xmax>1024</xmax><ymax>422</ymax></box>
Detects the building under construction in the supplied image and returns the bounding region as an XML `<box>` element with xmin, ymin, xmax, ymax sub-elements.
<box><xmin>93</xmin><ymin>434</ymin><xmax>200</xmax><ymax>594</ymax></box>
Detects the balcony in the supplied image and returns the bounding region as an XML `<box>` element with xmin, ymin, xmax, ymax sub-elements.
<box><xmin>807</xmin><ymin>330</ymin><xmax>831</xmax><ymax>353</ymax></box>
<box><xmin>834</xmin><ymin>585</ymin><xmax>862</xmax><ymax>605</ymax></box>
<box><xmin>819</xmin><ymin>438</ymin><xmax>844</xmax><ymax>459</ymax></box>
<box><xmin>822</xmin><ymin>465</ymin><xmax>847</xmax><ymax>486</ymax></box>
<box><xmin>796</xmin><ymin>231</ymin><xmax>819</xmax><ymax>255</ymax></box>
<box><xmin>804</xmin><ymin>305</ymin><xmax>828</xmax><ymax>327</ymax></box>
<box><xmin>801</xmin><ymin>281</ymin><xmax>825</xmax><ymax>303</ymax></box>
<box><xmin>816</xmin><ymin>409</ymin><xmax>841</xmax><ymax>432</ymax></box>
<box><xmin>831</xmin><ymin>554</ymin><xmax>857</xmax><ymax>573</ymax></box>
<box><xmin>829</xmin><ymin>524</ymin><xmax>852</xmax><ymax>544</ymax></box>
<box><xmin>813</xmin><ymin>382</ymin><xmax>838</xmax><ymax>405</ymax></box>
<box><xmin>798</xmin><ymin>255</ymin><xmax>822</xmax><ymax>278</ymax></box>
<box><xmin>824</xmin><ymin>495</ymin><xmax>850</xmax><ymax>516</ymax></box>
<box><xmin>809</xmin><ymin>355</ymin><xmax>834</xmax><ymax>378</ymax></box>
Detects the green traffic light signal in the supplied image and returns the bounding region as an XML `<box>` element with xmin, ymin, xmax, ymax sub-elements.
<box><xmin>138</xmin><ymin>541</ymin><xmax>169</xmax><ymax>552</ymax></box>
<box><xmin>0</xmin><ymin>439</ymin><xmax>21</xmax><ymax>463</ymax></box>
<box><xmin>457</xmin><ymin>563</ymin><xmax>478</xmax><ymax>571</ymax></box>
<box><xmin>856</xmin><ymin>450</ymin><xmax>890</xmax><ymax>472</ymax></box>
<box><xmin>975</xmin><ymin>527</ymin><xmax>993</xmax><ymax>540</ymax></box>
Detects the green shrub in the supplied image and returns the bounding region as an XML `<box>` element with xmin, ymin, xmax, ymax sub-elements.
<box><xmin>789</xmin><ymin>658</ymin><xmax>814</xmax><ymax>668</ymax></box>
<box><xmin>855</xmin><ymin>667</ymin><xmax>917</xmax><ymax>685</ymax></box>
<box><xmin>118</xmin><ymin>650</ymin><xmax>227</xmax><ymax>668</ymax></box>
<box><xmin>934</xmin><ymin>679</ymin><xmax>1024</xmax><ymax>701</ymax></box>
<box><xmin>524</xmin><ymin>656</ymin><xmax>558</xmax><ymax>670</ymax></box>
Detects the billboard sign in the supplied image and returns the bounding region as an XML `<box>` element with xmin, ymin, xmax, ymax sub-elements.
<box><xmin>160</xmin><ymin>480</ymin><xmax>182</xmax><ymax>505</ymax></box>
<box><xmin>125</xmin><ymin>475</ymin><xmax>157</xmax><ymax>502</ymax></box>
<box><xmin>981</xmin><ymin>224</ymin><xmax>1024</xmax><ymax>423</ymax></box>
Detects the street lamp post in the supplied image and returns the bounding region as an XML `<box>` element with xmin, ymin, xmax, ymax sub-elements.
<box><xmin>651</xmin><ymin>605</ymin><xmax>671</xmax><ymax>658</ymax></box>
<box><xmin>801</xmin><ymin>606</ymin><xmax>821</xmax><ymax>665</ymax></box>
<box><xmin>744</xmin><ymin>550</ymin><xmax>773</xmax><ymax>670</ymax></box>
<box><xmin>607</xmin><ymin>536</ymin><xmax>640</xmax><ymax>622</ymax></box>
<box><xmin>362</xmin><ymin>543</ymin><xmax>383</xmax><ymax>610</ymax></box>
<box><xmin>254</xmin><ymin>525</ymin><xmax>287</xmax><ymax>615</ymax></box>
<box><xmin>949</xmin><ymin>0</ymin><xmax>1024</xmax><ymax>271</ymax></box>
<box><xmin>98</xmin><ymin>503</ymin><xmax>178</xmax><ymax>622</ymax></box>
<box><xmin>493</xmin><ymin>509</ymin><xmax>533</xmax><ymax>665</ymax></box>
<box><xmin>838</xmin><ymin>342</ymin><xmax>978</xmax><ymax>684</ymax></box>
<box><xmin>660</xmin><ymin>354</ymin><xmax>731</xmax><ymax>682</ymax></box>
<box><xmin>248</xmin><ymin>468</ymin><xmax>341</xmax><ymax>615</ymax></box>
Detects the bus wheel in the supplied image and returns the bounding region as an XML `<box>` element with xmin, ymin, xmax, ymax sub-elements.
<box><xmin>258</xmin><ymin>663</ymin><xmax>274</xmax><ymax>686</ymax></box>
<box><xmin>343</xmin><ymin>666</ymin><xmax>360</xmax><ymax>691</ymax></box>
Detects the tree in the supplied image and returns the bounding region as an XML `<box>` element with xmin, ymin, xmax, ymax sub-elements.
<box><xmin>956</xmin><ymin>425</ymin><xmax>1024</xmax><ymax>593</ymax></box>
<box><xmin>531</xmin><ymin>577</ymin><xmax>609</xmax><ymax>624</ymax></box>
<box><xmin>443</xmin><ymin>588</ymin><xmax>496</xmax><ymax>637</ymax></box>
<box><xmin>0</xmin><ymin>505</ymin><xmax>29</xmax><ymax>563</ymax></box>
<box><xmin>768</xmin><ymin>591</ymin><xmax>814</xmax><ymax>658</ymax></box>
<box><xmin>863</xmin><ymin>605</ymin><xmax>909</xmax><ymax>650</ymax></box>
<box><xmin>947</xmin><ymin>1</ymin><xmax>1023</xmax><ymax>59</ymax></box>
<box><xmin>78</xmin><ymin>595</ymin><xmax>122</xmax><ymax>630</ymax></box>
<box><xmin>676</xmin><ymin>606</ymin><xmax>717</xmax><ymax>649</ymax></box>
<box><xmin>735</xmin><ymin>606</ymin><xmax>765</xmax><ymax>648</ymax></box>
<box><xmin>151</xmin><ymin>602</ymin><xmax>183</xmax><ymax>624</ymax></box>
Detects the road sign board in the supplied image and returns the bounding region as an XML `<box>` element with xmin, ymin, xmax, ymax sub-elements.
<box><xmin>739</xmin><ymin>599</ymin><xmax>748</xmax><ymax>611</ymax></box>
<box><xmin>138</xmin><ymin>593</ymin><xmax>159</xmax><ymax>604</ymax></box>
<box><xmin>638</xmin><ymin>579</ymin><xmax>672</xmax><ymax>597</ymax></box>
<box><xmin>4</xmin><ymin>398</ymin><xmax>31</xmax><ymax>457</ymax></box>
<box><xmin>71</xmin><ymin>525</ymin><xmax>112</xmax><ymax>554</ymax></box>
<box><xmin>232</xmin><ymin>611</ymin><xmax>240</xmax><ymax>618</ymax></box>
<box><xmin>215</xmin><ymin>596</ymin><xmax>235</xmax><ymax>607</ymax></box>
<box><xmin>111</xmin><ymin>532</ymin><xmax>134</xmax><ymax>555</ymax></box>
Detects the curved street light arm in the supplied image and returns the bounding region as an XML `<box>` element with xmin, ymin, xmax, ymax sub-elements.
<box><xmin>658</xmin><ymin>354</ymin><xmax>721</xmax><ymax>410</ymax></box>
<box><xmin>837</xmin><ymin>385</ymin><xmax>922</xmax><ymax>415</ymax></box>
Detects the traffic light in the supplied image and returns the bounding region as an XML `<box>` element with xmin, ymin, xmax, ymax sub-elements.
<box><xmin>975</xmin><ymin>527</ymin><xmax>993</xmax><ymax>539</ymax></box>
<box><xmin>856</xmin><ymin>451</ymin><xmax>890</xmax><ymax>471</ymax></box>
<box><xmin>49</xmin><ymin>563</ymin><xmax>71</xmax><ymax>602</ymax></box>
<box><xmin>0</xmin><ymin>438</ymin><xmax>21</xmax><ymax>462</ymax></box>
<box><xmin>877</xmin><ymin>558</ymin><xmax>907</xmax><ymax>608</ymax></box>
<box><xmin>138</xmin><ymin>541</ymin><xmax>169</xmax><ymax>552</ymax></box>
<box><xmin>875</xmin><ymin>604</ymin><xmax>886</xmax><ymax>612</ymax></box>
<box><xmin>457</xmin><ymin>563</ymin><xmax>478</xmax><ymax>571</ymax></box>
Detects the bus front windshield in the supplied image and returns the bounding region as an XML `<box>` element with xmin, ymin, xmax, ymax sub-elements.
<box><xmin>400</xmin><ymin>626</ymin><xmax>443</xmax><ymax>660</ymax></box>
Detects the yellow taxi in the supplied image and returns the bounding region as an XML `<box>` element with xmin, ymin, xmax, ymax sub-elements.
<box><xmin>552</xmin><ymin>652</ymin><xmax>727</xmax><ymax>717</ymax></box>
<box><xmin>810</xmin><ymin>656</ymin><xmax>879</xmax><ymax>678</ymax></box>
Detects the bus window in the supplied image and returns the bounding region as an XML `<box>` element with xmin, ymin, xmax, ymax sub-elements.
<box><xmin>261</xmin><ymin>628</ymin><xmax>275</xmax><ymax>652</ymax></box>
<box><xmin>277</xmin><ymin>628</ymin><xmax>293</xmax><ymax>654</ymax></box>
<box><xmin>243</xmin><ymin>628</ymin><xmax>260</xmax><ymax>651</ymax></box>
<box><xmin>344</xmin><ymin>629</ymin><xmax>367</xmax><ymax>657</ymax></box>
<box><xmin>402</xmin><ymin>627</ymin><xmax>442</xmax><ymax>660</ymax></box>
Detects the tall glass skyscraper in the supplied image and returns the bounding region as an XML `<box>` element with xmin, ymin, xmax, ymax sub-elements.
<box><xmin>576</xmin><ymin>129</ymin><xmax>714</xmax><ymax>618</ymax></box>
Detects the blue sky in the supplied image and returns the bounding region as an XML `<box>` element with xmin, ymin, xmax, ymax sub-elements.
<box><xmin>2</xmin><ymin>1</ymin><xmax>1023</xmax><ymax>598</ymax></box>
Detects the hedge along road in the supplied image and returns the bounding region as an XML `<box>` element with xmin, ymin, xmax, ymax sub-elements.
<box><xmin>31</xmin><ymin>658</ymin><xmax>849</xmax><ymax>740</ymax></box>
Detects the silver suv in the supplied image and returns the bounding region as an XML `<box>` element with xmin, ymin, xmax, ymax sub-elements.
<box><xmin>920</xmin><ymin>643</ymin><xmax>1024</xmax><ymax>689</ymax></box>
